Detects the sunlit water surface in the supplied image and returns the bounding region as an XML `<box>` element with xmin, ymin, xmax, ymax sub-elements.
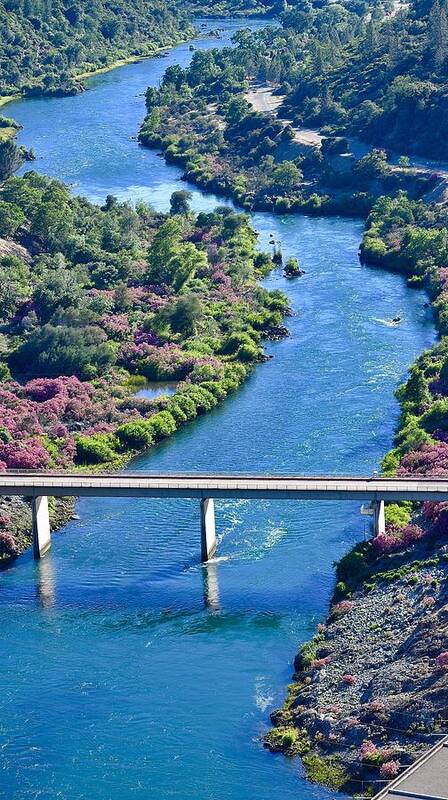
<box><xmin>0</xmin><ymin>19</ymin><xmax>436</xmax><ymax>800</ymax></box>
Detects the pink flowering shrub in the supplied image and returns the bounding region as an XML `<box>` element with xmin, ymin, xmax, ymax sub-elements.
<box><xmin>399</xmin><ymin>442</ymin><xmax>448</xmax><ymax>477</ymax></box>
<box><xmin>422</xmin><ymin>501</ymin><xmax>448</xmax><ymax>536</ymax></box>
<box><xmin>332</xmin><ymin>600</ymin><xmax>354</xmax><ymax>617</ymax></box>
<box><xmin>133</xmin><ymin>328</ymin><xmax>161</xmax><ymax>346</ymax></box>
<box><xmin>380</xmin><ymin>760</ymin><xmax>400</xmax><ymax>779</ymax></box>
<box><xmin>321</xmin><ymin>704</ymin><xmax>341</xmax><ymax>714</ymax></box>
<box><xmin>0</xmin><ymin>531</ymin><xmax>18</xmax><ymax>558</ymax></box>
<box><xmin>311</xmin><ymin>656</ymin><xmax>331</xmax><ymax>669</ymax></box>
<box><xmin>25</xmin><ymin>378</ymin><xmax>67</xmax><ymax>401</ymax></box>
<box><xmin>436</xmin><ymin>652</ymin><xmax>448</xmax><ymax>671</ymax></box>
<box><xmin>341</xmin><ymin>674</ymin><xmax>356</xmax><ymax>686</ymax></box>
<box><xmin>372</xmin><ymin>524</ymin><xmax>423</xmax><ymax>554</ymax></box>
<box><xmin>359</xmin><ymin>740</ymin><xmax>378</xmax><ymax>760</ymax></box>
<box><xmin>100</xmin><ymin>313</ymin><xmax>130</xmax><ymax>340</ymax></box>
<box><xmin>361</xmin><ymin>699</ymin><xmax>386</xmax><ymax>716</ymax></box>
<box><xmin>0</xmin><ymin>440</ymin><xmax>50</xmax><ymax>469</ymax></box>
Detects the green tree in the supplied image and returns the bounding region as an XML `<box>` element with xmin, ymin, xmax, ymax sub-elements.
<box><xmin>9</xmin><ymin>324</ymin><xmax>115</xmax><ymax>378</ymax></box>
<box><xmin>0</xmin><ymin>201</ymin><xmax>25</xmax><ymax>237</ymax></box>
<box><xmin>271</xmin><ymin>161</ymin><xmax>302</xmax><ymax>190</ymax></box>
<box><xmin>167</xmin><ymin>295</ymin><xmax>203</xmax><ymax>337</ymax></box>
<box><xmin>170</xmin><ymin>190</ymin><xmax>192</xmax><ymax>216</ymax></box>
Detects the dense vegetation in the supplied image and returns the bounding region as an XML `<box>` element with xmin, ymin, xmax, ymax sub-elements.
<box><xmin>139</xmin><ymin>6</ymin><xmax>434</xmax><ymax>215</ymax></box>
<box><xmin>139</xmin><ymin>0</ymin><xmax>448</xmax><ymax>218</ymax></box>
<box><xmin>281</xmin><ymin>0</ymin><xmax>448</xmax><ymax>160</ymax></box>
<box><xmin>0</xmin><ymin>0</ymin><xmax>193</xmax><ymax>99</ymax></box>
<box><xmin>0</xmin><ymin>174</ymin><xmax>288</xmax><ymax>558</ymax></box>
<box><xmin>185</xmin><ymin>0</ymin><xmax>276</xmax><ymax>14</ymax></box>
<box><xmin>357</xmin><ymin>192</ymin><xmax>448</xmax><ymax>553</ymax></box>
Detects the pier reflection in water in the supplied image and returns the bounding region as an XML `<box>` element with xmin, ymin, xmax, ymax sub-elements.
<box><xmin>203</xmin><ymin>560</ymin><xmax>221</xmax><ymax>611</ymax></box>
<box><xmin>34</xmin><ymin>546</ymin><xmax>221</xmax><ymax>612</ymax></box>
<box><xmin>36</xmin><ymin>554</ymin><xmax>56</xmax><ymax>608</ymax></box>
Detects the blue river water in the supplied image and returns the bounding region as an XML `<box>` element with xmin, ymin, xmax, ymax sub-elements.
<box><xmin>0</xmin><ymin>19</ymin><xmax>437</xmax><ymax>800</ymax></box>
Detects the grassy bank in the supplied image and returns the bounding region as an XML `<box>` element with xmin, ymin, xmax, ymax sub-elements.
<box><xmin>75</xmin><ymin>44</ymin><xmax>181</xmax><ymax>82</ymax></box>
<box><xmin>0</xmin><ymin>96</ymin><xmax>21</xmax><ymax>109</ymax></box>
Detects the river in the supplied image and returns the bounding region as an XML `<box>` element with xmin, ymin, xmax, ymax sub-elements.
<box><xmin>0</xmin><ymin>19</ymin><xmax>437</xmax><ymax>800</ymax></box>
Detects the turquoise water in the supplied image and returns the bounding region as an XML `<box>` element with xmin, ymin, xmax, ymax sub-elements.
<box><xmin>0</xmin><ymin>20</ymin><xmax>437</xmax><ymax>800</ymax></box>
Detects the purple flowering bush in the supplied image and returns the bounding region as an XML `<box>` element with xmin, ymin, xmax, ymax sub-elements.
<box><xmin>0</xmin><ymin>174</ymin><xmax>286</xmax><ymax>556</ymax></box>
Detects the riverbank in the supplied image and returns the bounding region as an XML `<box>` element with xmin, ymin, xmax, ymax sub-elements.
<box><xmin>0</xmin><ymin>173</ymin><xmax>290</xmax><ymax>562</ymax></box>
<box><xmin>265</xmin><ymin>534</ymin><xmax>448</xmax><ymax>792</ymax></box>
<box><xmin>266</xmin><ymin>192</ymin><xmax>448</xmax><ymax>790</ymax></box>
<box><xmin>0</xmin><ymin>96</ymin><xmax>21</xmax><ymax>109</ymax></box>
<box><xmin>74</xmin><ymin>41</ymin><xmax>188</xmax><ymax>83</ymax></box>
<box><xmin>139</xmin><ymin>51</ymin><xmax>431</xmax><ymax>218</ymax></box>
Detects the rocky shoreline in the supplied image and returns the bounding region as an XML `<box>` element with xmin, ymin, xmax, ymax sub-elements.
<box><xmin>265</xmin><ymin>530</ymin><xmax>448</xmax><ymax>792</ymax></box>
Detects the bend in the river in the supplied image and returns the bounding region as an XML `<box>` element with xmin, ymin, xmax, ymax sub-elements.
<box><xmin>0</xmin><ymin>19</ymin><xmax>437</xmax><ymax>800</ymax></box>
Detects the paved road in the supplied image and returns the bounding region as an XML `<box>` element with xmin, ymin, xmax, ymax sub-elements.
<box><xmin>2</xmin><ymin>473</ymin><xmax>448</xmax><ymax>500</ymax></box>
<box><xmin>373</xmin><ymin>735</ymin><xmax>448</xmax><ymax>800</ymax></box>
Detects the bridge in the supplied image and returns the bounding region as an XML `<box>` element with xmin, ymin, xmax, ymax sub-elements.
<box><xmin>2</xmin><ymin>471</ymin><xmax>448</xmax><ymax>561</ymax></box>
<box><xmin>373</xmin><ymin>734</ymin><xmax>448</xmax><ymax>800</ymax></box>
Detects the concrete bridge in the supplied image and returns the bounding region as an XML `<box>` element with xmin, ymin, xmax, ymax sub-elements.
<box><xmin>2</xmin><ymin>472</ymin><xmax>448</xmax><ymax>561</ymax></box>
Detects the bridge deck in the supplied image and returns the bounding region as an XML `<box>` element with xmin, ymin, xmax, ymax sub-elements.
<box><xmin>373</xmin><ymin>735</ymin><xmax>448</xmax><ymax>800</ymax></box>
<box><xmin>0</xmin><ymin>473</ymin><xmax>448</xmax><ymax>500</ymax></box>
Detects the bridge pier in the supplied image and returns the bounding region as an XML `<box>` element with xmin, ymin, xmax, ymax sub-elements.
<box><xmin>372</xmin><ymin>499</ymin><xmax>385</xmax><ymax>537</ymax></box>
<box><xmin>200</xmin><ymin>498</ymin><xmax>217</xmax><ymax>562</ymax></box>
<box><xmin>32</xmin><ymin>496</ymin><xmax>51</xmax><ymax>560</ymax></box>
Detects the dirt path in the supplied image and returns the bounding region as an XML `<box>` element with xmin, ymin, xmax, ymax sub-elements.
<box><xmin>245</xmin><ymin>85</ymin><xmax>283</xmax><ymax>114</ymax></box>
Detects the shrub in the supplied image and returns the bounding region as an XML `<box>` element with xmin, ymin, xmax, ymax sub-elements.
<box><xmin>180</xmin><ymin>385</ymin><xmax>217</xmax><ymax>413</ymax></box>
<box><xmin>220</xmin><ymin>331</ymin><xmax>257</xmax><ymax>355</ymax></box>
<box><xmin>384</xmin><ymin>502</ymin><xmax>412</xmax><ymax>529</ymax></box>
<box><xmin>421</xmin><ymin>399</ymin><xmax>448</xmax><ymax>432</ymax></box>
<box><xmin>116</xmin><ymin>421</ymin><xmax>154</xmax><ymax>450</ymax></box>
<box><xmin>75</xmin><ymin>433</ymin><xmax>118</xmax><ymax>464</ymax></box>
<box><xmin>199</xmin><ymin>380</ymin><xmax>227</xmax><ymax>399</ymax></box>
<box><xmin>10</xmin><ymin>324</ymin><xmax>116</xmax><ymax>379</ymax></box>
<box><xmin>436</xmin><ymin>652</ymin><xmax>448</xmax><ymax>671</ymax></box>
<box><xmin>236</xmin><ymin>342</ymin><xmax>260</xmax><ymax>362</ymax></box>
<box><xmin>168</xmin><ymin>402</ymin><xmax>187</xmax><ymax>425</ymax></box>
<box><xmin>0</xmin><ymin>440</ymin><xmax>50</xmax><ymax>469</ymax></box>
<box><xmin>0</xmin><ymin>531</ymin><xmax>18</xmax><ymax>558</ymax></box>
<box><xmin>372</xmin><ymin>524</ymin><xmax>423</xmax><ymax>554</ymax></box>
<box><xmin>380</xmin><ymin>760</ymin><xmax>400</xmax><ymax>779</ymax></box>
<box><xmin>147</xmin><ymin>411</ymin><xmax>177</xmax><ymax>441</ymax></box>
<box><xmin>171</xmin><ymin>393</ymin><xmax>197</xmax><ymax>420</ymax></box>
<box><xmin>381</xmin><ymin>449</ymin><xmax>400</xmax><ymax>476</ymax></box>
<box><xmin>0</xmin><ymin>200</ymin><xmax>25</xmax><ymax>237</ymax></box>
<box><xmin>311</xmin><ymin>656</ymin><xmax>331</xmax><ymax>669</ymax></box>
<box><xmin>332</xmin><ymin>600</ymin><xmax>354</xmax><ymax>618</ymax></box>
<box><xmin>301</xmin><ymin>754</ymin><xmax>349</xmax><ymax>790</ymax></box>
<box><xmin>341</xmin><ymin>674</ymin><xmax>356</xmax><ymax>686</ymax></box>
<box><xmin>359</xmin><ymin>740</ymin><xmax>381</xmax><ymax>763</ymax></box>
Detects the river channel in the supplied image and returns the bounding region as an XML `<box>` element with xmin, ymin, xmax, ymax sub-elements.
<box><xmin>0</xmin><ymin>19</ymin><xmax>437</xmax><ymax>800</ymax></box>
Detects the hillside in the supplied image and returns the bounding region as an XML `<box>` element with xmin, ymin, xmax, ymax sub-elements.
<box><xmin>282</xmin><ymin>0</ymin><xmax>448</xmax><ymax>159</ymax></box>
<box><xmin>0</xmin><ymin>0</ymin><xmax>193</xmax><ymax>99</ymax></box>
